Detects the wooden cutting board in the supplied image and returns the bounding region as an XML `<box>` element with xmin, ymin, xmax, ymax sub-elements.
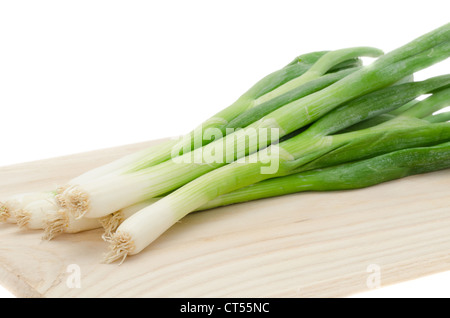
<box><xmin>0</xmin><ymin>138</ymin><xmax>449</xmax><ymax>298</ymax></box>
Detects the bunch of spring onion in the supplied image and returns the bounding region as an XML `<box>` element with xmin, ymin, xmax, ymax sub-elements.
<box><xmin>0</xmin><ymin>23</ymin><xmax>449</xmax><ymax>264</ymax></box>
<box><xmin>56</xmin><ymin>24</ymin><xmax>449</xmax><ymax>225</ymax></box>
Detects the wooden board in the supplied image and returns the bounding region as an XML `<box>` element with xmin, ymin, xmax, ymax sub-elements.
<box><xmin>0</xmin><ymin>138</ymin><xmax>449</xmax><ymax>298</ymax></box>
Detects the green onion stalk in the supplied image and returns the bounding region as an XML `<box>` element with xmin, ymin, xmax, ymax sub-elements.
<box><xmin>66</xmin><ymin>49</ymin><xmax>371</xmax><ymax>180</ymax></box>
<box><xmin>79</xmin><ymin>47</ymin><xmax>377</xmax><ymax>177</ymax></box>
<box><xmin>201</xmin><ymin>141</ymin><xmax>450</xmax><ymax>209</ymax></box>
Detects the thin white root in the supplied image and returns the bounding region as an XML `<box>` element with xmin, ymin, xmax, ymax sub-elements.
<box><xmin>65</xmin><ymin>186</ymin><xmax>90</xmax><ymax>219</ymax></box>
<box><xmin>100</xmin><ymin>212</ymin><xmax>124</xmax><ymax>241</ymax></box>
<box><xmin>15</xmin><ymin>209</ymin><xmax>31</xmax><ymax>229</ymax></box>
<box><xmin>0</xmin><ymin>202</ymin><xmax>10</xmax><ymax>223</ymax></box>
<box><xmin>42</xmin><ymin>210</ymin><xmax>68</xmax><ymax>241</ymax></box>
<box><xmin>55</xmin><ymin>194</ymin><xmax>67</xmax><ymax>209</ymax></box>
<box><xmin>56</xmin><ymin>185</ymin><xmax>69</xmax><ymax>195</ymax></box>
<box><xmin>102</xmin><ymin>232</ymin><xmax>135</xmax><ymax>265</ymax></box>
<box><xmin>55</xmin><ymin>185</ymin><xmax>70</xmax><ymax>208</ymax></box>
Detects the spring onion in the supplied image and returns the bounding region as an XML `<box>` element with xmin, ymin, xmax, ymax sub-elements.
<box><xmin>200</xmin><ymin>141</ymin><xmax>450</xmax><ymax>209</ymax></box>
<box><xmin>0</xmin><ymin>192</ymin><xmax>54</xmax><ymax>224</ymax></box>
<box><xmin>12</xmin><ymin>197</ymin><xmax>101</xmax><ymax>240</ymax></box>
<box><xmin>42</xmin><ymin>209</ymin><xmax>101</xmax><ymax>240</ymax></box>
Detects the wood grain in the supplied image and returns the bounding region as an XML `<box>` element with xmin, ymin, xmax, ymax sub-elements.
<box><xmin>0</xmin><ymin>139</ymin><xmax>449</xmax><ymax>298</ymax></box>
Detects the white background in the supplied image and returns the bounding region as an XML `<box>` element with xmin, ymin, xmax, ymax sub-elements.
<box><xmin>0</xmin><ymin>0</ymin><xmax>449</xmax><ymax>298</ymax></box>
